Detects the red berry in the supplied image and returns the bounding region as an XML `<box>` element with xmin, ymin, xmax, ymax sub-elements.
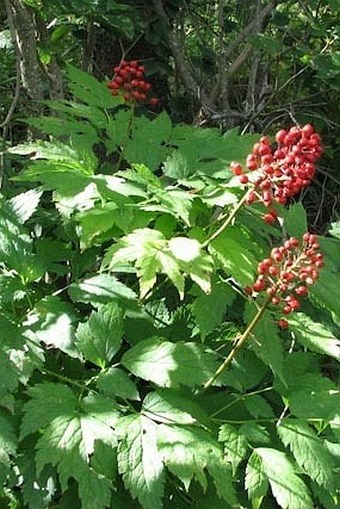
<box><xmin>278</xmin><ymin>319</ymin><xmax>289</xmax><ymax>329</ymax></box>
<box><xmin>149</xmin><ymin>97</ymin><xmax>159</xmax><ymax>106</ymax></box>
<box><xmin>239</xmin><ymin>175</ymin><xmax>249</xmax><ymax>184</ymax></box>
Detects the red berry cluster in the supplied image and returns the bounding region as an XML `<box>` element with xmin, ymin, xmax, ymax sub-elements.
<box><xmin>107</xmin><ymin>60</ymin><xmax>159</xmax><ymax>105</ymax></box>
<box><xmin>245</xmin><ymin>233</ymin><xmax>324</xmax><ymax>327</ymax></box>
<box><xmin>231</xmin><ymin>124</ymin><xmax>323</xmax><ymax>224</ymax></box>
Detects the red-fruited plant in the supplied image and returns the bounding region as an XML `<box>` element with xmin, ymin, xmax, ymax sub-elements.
<box><xmin>246</xmin><ymin>232</ymin><xmax>324</xmax><ymax>325</ymax></box>
<box><xmin>3</xmin><ymin>68</ymin><xmax>340</xmax><ymax>509</ymax></box>
<box><xmin>107</xmin><ymin>59</ymin><xmax>159</xmax><ymax>105</ymax></box>
<box><xmin>231</xmin><ymin>124</ymin><xmax>323</xmax><ymax>223</ymax></box>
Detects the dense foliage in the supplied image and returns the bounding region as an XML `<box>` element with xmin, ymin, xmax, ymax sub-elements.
<box><xmin>0</xmin><ymin>65</ymin><xmax>339</xmax><ymax>509</ymax></box>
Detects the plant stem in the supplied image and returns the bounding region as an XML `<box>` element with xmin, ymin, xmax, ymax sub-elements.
<box><xmin>41</xmin><ymin>367</ymin><xmax>98</xmax><ymax>394</ymax></box>
<box><xmin>202</xmin><ymin>189</ymin><xmax>249</xmax><ymax>248</ymax></box>
<box><xmin>203</xmin><ymin>297</ymin><xmax>270</xmax><ymax>390</ymax></box>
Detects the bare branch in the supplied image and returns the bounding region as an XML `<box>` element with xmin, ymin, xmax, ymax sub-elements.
<box><xmin>4</xmin><ymin>0</ymin><xmax>45</xmax><ymax>104</ymax></box>
<box><xmin>0</xmin><ymin>58</ymin><xmax>21</xmax><ymax>130</ymax></box>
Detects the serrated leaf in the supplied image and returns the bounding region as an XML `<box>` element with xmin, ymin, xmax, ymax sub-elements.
<box><xmin>0</xmin><ymin>412</ymin><xmax>17</xmax><ymax>456</ymax></box>
<box><xmin>286</xmin><ymin>373</ymin><xmax>340</xmax><ymax>420</ymax></box>
<box><xmin>208</xmin><ymin>461</ymin><xmax>238</xmax><ymax>505</ymax></box>
<box><xmin>124</xmin><ymin>112</ymin><xmax>172</xmax><ymax>171</ymax></box>
<box><xmin>310</xmin><ymin>268</ymin><xmax>340</xmax><ymax>322</ymax></box>
<box><xmin>105</xmin><ymin>228</ymin><xmax>212</xmax><ymax>299</ymax></box>
<box><xmin>192</xmin><ymin>281</ymin><xmax>235</xmax><ymax>338</ymax></box>
<box><xmin>67</xmin><ymin>64</ymin><xmax>122</xmax><ymax>110</ymax></box>
<box><xmin>288</xmin><ymin>313</ymin><xmax>340</xmax><ymax>360</ymax></box>
<box><xmin>0</xmin><ymin>350</ymin><xmax>19</xmax><ymax>401</ymax></box>
<box><xmin>29</xmin><ymin>296</ymin><xmax>80</xmax><ymax>357</ymax></box>
<box><xmin>278</xmin><ymin>419</ymin><xmax>335</xmax><ymax>490</ymax></box>
<box><xmin>97</xmin><ymin>367</ymin><xmax>139</xmax><ymax>401</ymax></box>
<box><xmin>255</xmin><ymin>447</ymin><xmax>314</xmax><ymax>509</ymax></box>
<box><xmin>20</xmin><ymin>383</ymin><xmax>77</xmax><ymax>439</ymax></box>
<box><xmin>122</xmin><ymin>337</ymin><xmax>216</xmax><ymax>388</ymax></box>
<box><xmin>218</xmin><ymin>423</ymin><xmax>248</xmax><ymax>474</ymax></box>
<box><xmin>244</xmin><ymin>394</ymin><xmax>274</xmax><ymax>418</ymax></box>
<box><xmin>35</xmin><ymin>411</ymin><xmax>116</xmax><ymax>509</ymax></box>
<box><xmin>209</xmin><ymin>228</ymin><xmax>257</xmax><ymax>286</ymax></box>
<box><xmin>69</xmin><ymin>274</ymin><xmax>137</xmax><ymax>305</ymax></box>
<box><xmin>163</xmin><ymin>152</ymin><xmax>191</xmax><ymax>179</ymax></box>
<box><xmin>157</xmin><ymin>423</ymin><xmax>222</xmax><ymax>491</ymax></box>
<box><xmin>24</xmin><ymin>388</ymin><xmax>119</xmax><ymax>509</ymax></box>
<box><xmin>9</xmin><ymin>188</ymin><xmax>43</xmax><ymax>223</ymax></box>
<box><xmin>75</xmin><ymin>302</ymin><xmax>123</xmax><ymax>367</ymax></box>
<box><xmin>329</xmin><ymin>220</ymin><xmax>340</xmax><ymax>239</ymax></box>
<box><xmin>245</xmin><ymin>451</ymin><xmax>269</xmax><ymax>501</ymax></box>
<box><xmin>282</xmin><ymin>203</ymin><xmax>307</xmax><ymax>238</ymax></box>
<box><xmin>142</xmin><ymin>390</ymin><xmax>206</xmax><ymax>425</ymax></box>
<box><xmin>116</xmin><ymin>414</ymin><xmax>165</xmax><ymax>509</ymax></box>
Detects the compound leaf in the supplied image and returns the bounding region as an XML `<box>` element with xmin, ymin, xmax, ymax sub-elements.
<box><xmin>116</xmin><ymin>414</ymin><xmax>164</xmax><ymax>509</ymax></box>
<box><xmin>75</xmin><ymin>302</ymin><xmax>124</xmax><ymax>367</ymax></box>
<box><xmin>277</xmin><ymin>419</ymin><xmax>335</xmax><ymax>491</ymax></box>
<box><xmin>122</xmin><ymin>337</ymin><xmax>216</xmax><ymax>388</ymax></box>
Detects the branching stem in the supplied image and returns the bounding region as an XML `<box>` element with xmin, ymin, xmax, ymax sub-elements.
<box><xmin>203</xmin><ymin>296</ymin><xmax>270</xmax><ymax>390</ymax></box>
<box><xmin>202</xmin><ymin>190</ymin><xmax>249</xmax><ymax>248</ymax></box>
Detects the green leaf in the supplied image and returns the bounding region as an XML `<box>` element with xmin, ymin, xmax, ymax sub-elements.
<box><xmin>208</xmin><ymin>461</ymin><xmax>238</xmax><ymax>505</ymax></box>
<box><xmin>142</xmin><ymin>390</ymin><xmax>206</xmax><ymax>425</ymax></box>
<box><xmin>244</xmin><ymin>304</ymin><xmax>285</xmax><ymax>380</ymax></box>
<box><xmin>244</xmin><ymin>394</ymin><xmax>274</xmax><ymax>418</ymax></box>
<box><xmin>67</xmin><ymin>64</ymin><xmax>122</xmax><ymax>109</ymax></box>
<box><xmin>20</xmin><ymin>383</ymin><xmax>77</xmax><ymax>439</ymax></box>
<box><xmin>69</xmin><ymin>274</ymin><xmax>137</xmax><ymax>305</ymax></box>
<box><xmin>0</xmin><ymin>412</ymin><xmax>17</xmax><ymax>483</ymax></box>
<box><xmin>283</xmin><ymin>371</ymin><xmax>340</xmax><ymax>420</ymax></box>
<box><xmin>310</xmin><ymin>268</ymin><xmax>340</xmax><ymax>321</ymax></box>
<box><xmin>105</xmin><ymin>229</ymin><xmax>212</xmax><ymax>299</ymax></box>
<box><xmin>116</xmin><ymin>414</ymin><xmax>165</xmax><ymax>509</ymax></box>
<box><xmin>277</xmin><ymin>419</ymin><xmax>335</xmax><ymax>490</ymax></box>
<box><xmin>163</xmin><ymin>152</ymin><xmax>191</xmax><ymax>180</ymax></box>
<box><xmin>9</xmin><ymin>188</ymin><xmax>43</xmax><ymax>223</ymax></box>
<box><xmin>218</xmin><ymin>423</ymin><xmax>248</xmax><ymax>474</ymax></box>
<box><xmin>245</xmin><ymin>451</ymin><xmax>269</xmax><ymax>502</ymax></box>
<box><xmin>97</xmin><ymin>367</ymin><xmax>139</xmax><ymax>401</ymax></box>
<box><xmin>329</xmin><ymin>220</ymin><xmax>340</xmax><ymax>240</ymax></box>
<box><xmin>10</xmin><ymin>140</ymin><xmax>97</xmax><ymax>175</ymax></box>
<box><xmin>122</xmin><ymin>337</ymin><xmax>216</xmax><ymax>388</ymax></box>
<box><xmin>282</xmin><ymin>203</ymin><xmax>307</xmax><ymax>238</ymax></box>
<box><xmin>29</xmin><ymin>296</ymin><xmax>80</xmax><ymax>358</ymax></box>
<box><xmin>35</xmin><ymin>410</ymin><xmax>116</xmax><ymax>509</ymax></box>
<box><xmin>157</xmin><ymin>423</ymin><xmax>222</xmax><ymax>491</ymax></box>
<box><xmin>255</xmin><ymin>447</ymin><xmax>314</xmax><ymax>509</ymax></box>
<box><xmin>0</xmin><ymin>412</ymin><xmax>17</xmax><ymax>456</ymax></box>
<box><xmin>192</xmin><ymin>281</ymin><xmax>235</xmax><ymax>338</ymax></box>
<box><xmin>209</xmin><ymin>228</ymin><xmax>257</xmax><ymax>286</ymax></box>
<box><xmin>124</xmin><ymin>113</ymin><xmax>172</xmax><ymax>171</ymax></box>
<box><xmin>0</xmin><ymin>350</ymin><xmax>19</xmax><ymax>402</ymax></box>
<box><xmin>23</xmin><ymin>387</ymin><xmax>119</xmax><ymax>509</ymax></box>
<box><xmin>75</xmin><ymin>302</ymin><xmax>124</xmax><ymax>368</ymax></box>
<box><xmin>288</xmin><ymin>313</ymin><xmax>340</xmax><ymax>360</ymax></box>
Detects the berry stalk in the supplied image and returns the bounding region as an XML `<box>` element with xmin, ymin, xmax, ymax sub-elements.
<box><xmin>203</xmin><ymin>296</ymin><xmax>271</xmax><ymax>390</ymax></box>
<box><xmin>202</xmin><ymin>190</ymin><xmax>250</xmax><ymax>248</ymax></box>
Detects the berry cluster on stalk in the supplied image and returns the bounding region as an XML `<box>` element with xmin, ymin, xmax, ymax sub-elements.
<box><xmin>107</xmin><ymin>59</ymin><xmax>159</xmax><ymax>105</ymax></box>
<box><xmin>230</xmin><ymin>124</ymin><xmax>323</xmax><ymax>224</ymax></box>
<box><xmin>246</xmin><ymin>233</ymin><xmax>324</xmax><ymax>328</ymax></box>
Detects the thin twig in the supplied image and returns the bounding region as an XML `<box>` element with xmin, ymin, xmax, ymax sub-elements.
<box><xmin>0</xmin><ymin>58</ymin><xmax>21</xmax><ymax>130</ymax></box>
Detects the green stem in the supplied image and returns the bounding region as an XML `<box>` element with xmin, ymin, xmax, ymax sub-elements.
<box><xmin>41</xmin><ymin>367</ymin><xmax>98</xmax><ymax>394</ymax></box>
<box><xmin>202</xmin><ymin>189</ymin><xmax>249</xmax><ymax>248</ymax></box>
<box><xmin>209</xmin><ymin>385</ymin><xmax>273</xmax><ymax>419</ymax></box>
<box><xmin>203</xmin><ymin>297</ymin><xmax>270</xmax><ymax>390</ymax></box>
